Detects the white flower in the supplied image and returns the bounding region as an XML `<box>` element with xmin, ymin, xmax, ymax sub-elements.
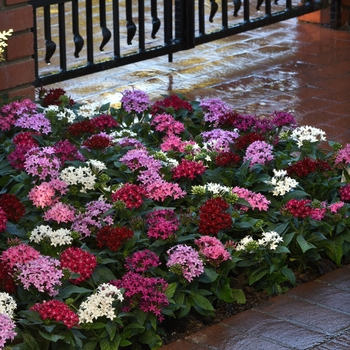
<box><xmin>30</xmin><ymin>225</ymin><xmax>73</xmax><ymax>247</ymax></box>
<box><xmin>78</xmin><ymin>102</ymin><xmax>100</xmax><ymax>118</ymax></box>
<box><xmin>60</xmin><ymin>166</ymin><xmax>97</xmax><ymax>192</ymax></box>
<box><xmin>0</xmin><ymin>292</ymin><xmax>17</xmax><ymax>318</ymax></box>
<box><xmin>205</xmin><ymin>182</ymin><xmax>232</xmax><ymax>195</ymax></box>
<box><xmin>86</xmin><ymin>159</ymin><xmax>107</xmax><ymax>173</ymax></box>
<box><xmin>236</xmin><ymin>236</ymin><xmax>258</xmax><ymax>251</ymax></box>
<box><xmin>290</xmin><ymin>125</ymin><xmax>326</xmax><ymax>147</ymax></box>
<box><xmin>78</xmin><ymin>283</ymin><xmax>123</xmax><ymax>324</ymax></box>
<box><xmin>268</xmin><ymin>169</ymin><xmax>299</xmax><ymax>196</ymax></box>
<box><xmin>258</xmin><ymin>231</ymin><xmax>284</xmax><ymax>250</ymax></box>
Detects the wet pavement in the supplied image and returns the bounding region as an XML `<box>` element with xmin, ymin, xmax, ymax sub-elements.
<box><xmin>46</xmin><ymin>18</ymin><xmax>350</xmax><ymax>145</ymax></box>
<box><xmin>45</xmin><ymin>16</ymin><xmax>350</xmax><ymax>350</ymax></box>
<box><xmin>161</xmin><ymin>265</ymin><xmax>350</xmax><ymax>350</ymax></box>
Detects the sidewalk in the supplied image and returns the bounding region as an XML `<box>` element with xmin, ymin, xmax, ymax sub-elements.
<box><xmin>161</xmin><ymin>265</ymin><xmax>350</xmax><ymax>350</ymax></box>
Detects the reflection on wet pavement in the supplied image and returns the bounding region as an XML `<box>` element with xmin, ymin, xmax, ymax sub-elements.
<box><xmin>45</xmin><ymin>18</ymin><xmax>350</xmax><ymax>145</ymax></box>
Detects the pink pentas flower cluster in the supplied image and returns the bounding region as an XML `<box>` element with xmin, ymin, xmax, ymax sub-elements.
<box><xmin>0</xmin><ymin>314</ymin><xmax>16</xmax><ymax>349</ymax></box>
<box><xmin>166</xmin><ymin>244</ymin><xmax>204</xmax><ymax>283</ymax></box>
<box><xmin>24</xmin><ymin>146</ymin><xmax>61</xmax><ymax>181</ymax></box>
<box><xmin>150</xmin><ymin>113</ymin><xmax>185</xmax><ymax>136</ymax></box>
<box><xmin>125</xmin><ymin>249</ymin><xmax>161</xmax><ymax>273</ymax></box>
<box><xmin>72</xmin><ymin>200</ymin><xmax>113</xmax><ymax>238</ymax></box>
<box><xmin>199</xmin><ymin>98</ymin><xmax>232</xmax><ymax>127</ymax></box>
<box><xmin>0</xmin><ymin>98</ymin><xmax>37</xmax><ymax>131</ymax></box>
<box><xmin>232</xmin><ymin>186</ymin><xmax>270</xmax><ymax>211</ymax></box>
<box><xmin>195</xmin><ymin>236</ymin><xmax>231</xmax><ymax>267</ymax></box>
<box><xmin>120</xmin><ymin>89</ymin><xmax>150</xmax><ymax>113</ymax></box>
<box><xmin>15</xmin><ymin>112</ymin><xmax>51</xmax><ymax>134</ymax></box>
<box><xmin>31</xmin><ymin>300</ymin><xmax>79</xmax><ymax>329</ymax></box>
<box><xmin>160</xmin><ymin>135</ymin><xmax>190</xmax><ymax>152</ymax></box>
<box><xmin>120</xmin><ymin>149</ymin><xmax>162</xmax><ymax>172</ymax></box>
<box><xmin>335</xmin><ymin>144</ymin><xmax>350</xmax><ymax>165</ymax></box>
<box><xmin>44</xmin><ymin>202</ymin><xmax>76</xmax><ymax>223</ymax></box>
<box><xmin>53</xmin><ymin>139</ymin><xmax>85</xmax><ymax>164</ymax></box>
<box><xmin>243</xmin><ymin>140</ymin><xmax>274</xmax><ymax>168</ymax></box>
<box><xmin>111</xmin><ymin>183</ymin><xmax>147</xmax><ymax>209</ymax></box>
<box><xmin>28</xmin><ymin>179</ymin><xmax>68</xmax><ymax>208</ymax></box>
<box><xmin>146</xmin><ymin>209</ymin><xmax>180</xmax><ymax>240</ymax></box>
<box><xmin>1</xmin><ymin>243</ymin><xmax>41</xmax><ymax>270</ymax></box>
<box><xmin>339</xmin><ymin>183</ymin><xmax>350</xmax><ymax>201</ymax></box>
<box><xmin>60</xmin><ymin>247</ymin><xmax>97</xmax><ymax>284</ymax></box>
<box><xmin>111</xmin><ymin>271</ymin><xmax>169</xmax><ymax>321</ymax></box>
<box><xmin>14</xmin><ymin>256</ymin><xmax>63</xmax><ymax>296</ymax></box>
<box><xmin>171</xmin><ymin>159</ymin><xmax>207</xmax><ymax>180</ymax></box>
<box><xmin>201</xmin><ymin>129</ymin><xmax>239</xmax><ymax>152</ymax></box>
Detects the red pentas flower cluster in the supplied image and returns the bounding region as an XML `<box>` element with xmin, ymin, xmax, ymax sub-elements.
<box><xmin>0</xmin><ymin>193</ymin><xmax>26</xmax><ymax>222</ymax></box>
<box><xmin>171</xmin><ymin>159</ymin><xmax>206</xmax><ymax>180</ymax></box>
<box><xmin>151</xmin><ymin>94</ymin><xmax>193</xmax><ymax>115</ymax></box>
<box><xmin>198</xmin><ymin>197</ymin><xmax>232</xmax><ymax>235</ymax></box>
<box><xmin>82</xmin><ymin>134</ymin><xmax>112</xmax><ymax>150</ymax></box>
<box><xmin>111</xmin><ymin>183</ymin><xmax>147</xmax><ymax>209</ymax></box>
<box><xmin>0</xmin><ymin>261</ymin><xmax>16</xmax><ymax>293</ymax></box>
<box><xmin>41</xmin><ymin>88</ymin><xmax>75</xmax><ymax>107</ymax></box>
<box><xmin>339</xmin><ymin>183</ymin><xmax>350</xmax><ymax>202</ymax></box>
<box><xmin>60</xmin><ymin>247</ymin><xmax>97</xmax><ymax>284</ymax></box>
<box><xmin>281</xmin><ymin>199</ymin><xmax>313</xmax><ymax>219</ymax></box>
<box><xmin>234</xmin><ymin>132</ymin><xmax>266</xmax><ymax>151</ymax></box>
<box><xmin>286</xmin><ymin>158</ymin><xmax>331</xmax><ymax>177</ymax></box>
<box><xmin>215</xmin><ymin>151</ymin><xmax>241</xmax><ymax>167</ymax></box>
<box><xmin>31</xmin><ymin>300</ymin><xmax>79</xmax><ymax>329</ymax></box>
<box><xmin>96</xmin><ymin>226</ymin><xmax>134</xmax><ymax>251</ymax></box>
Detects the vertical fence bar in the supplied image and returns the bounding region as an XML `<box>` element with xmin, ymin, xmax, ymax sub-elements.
<box><xmin>72</xmin><ymin>0</ymin><xmax>84</xmax><ymax>58</ymax></box>
<box><xmin>138</xmin><ymin>0</ymin><xmax>145</xmax><ymax>52</ymax></box>
<box><xmin>99</xmin><ymin>0</ymin><xmax>112</xmax><ymax>51</ymax></box>
<box><xmin>164</xmin><ymin>0</ymin><xmax>173</xmax><ymax>62</ymax></box>
<box><xmin>58</xmin><ymin>2</ymin><xmax>67</xmax><ymax>72</ymax></box>
<box><xmin>44</xmin><ymin>5</ymin><xmax>56</xmax><ymax>64</ymax></box>
<box><xmin>198</xmin><ymin>0</ymin><xmax>205</xmax><ymax>35</ymax></box>
<box><xmin>112</xmin><ymin>0</ymin><xmax>121</xmax><ymax>59</ymax></box>
<box><xmin>330</xmin><ymin>0</ymin><xmax>342</xmax><ymax>28</ymax></box>
<box><xmin>265</xmin><ymin>0</ymin><xmax>272</xmax><ymax>16</ymax></box>
<box><xmin>85</xmin><ymin>0</ymin><xmax>94</xmax><ymax>65</ymax></box>
<box><xmin>126</xmin><ymin>0</ymin><xmax>137</xmax><ymax>45</ymax></box>
<box><xmin>222</xmin><ymin>0</ymin><xmax>228</xmax><ymax>29</ymax></box>
<box><xmin>244</xmin><ymin>0</ymin><xmax>250</xmax><ymax>21</ymax></box>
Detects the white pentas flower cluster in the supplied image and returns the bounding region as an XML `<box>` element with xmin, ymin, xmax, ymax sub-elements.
<box><xmin>29</xmin><ymin>225</ymin><xmax>73</xmax><ymax>247</ymax></box>
<box><xmin>86</xmin><ymin>159</ymin><xmax>107</xmax><ymax>174</ymax></box>
<box><xmin>78</xmin><ymin>283</ymin><xmax>124</xmax><ymax>324</ymax></box>
<box><xmin>268</xmin><ymin>169</ymin><xmax>299</xmax><ymax>196</ymax></box>
<box><xmin>44</xmin><ymin>105</ymin><xmax>77</xmax><ymax>123</ymax></box>
<box><xmin>290</xmin><ymin>125</ymin><xmax>326</xmax><ymax>147</ymax></box>
<box><xmin>0</xmin><ymin>292</ymin><xmax>17</xmax><ymax>318</ymax></box>
<box><xmin>77</xmin><ymin>102</ymin><xmax>100</xmax><ymax>118</ymax></box>
<box><xmin>236</xmin><ymin>231</ymin><xmax>283</xmax><ymax>252</ymax></box>
<box><xmin>191</xmin><ymin>182</ymin><xmax>232</xmax><ymax>196</ymax></box>
<box><xmin>60</xmin><ymin>166</ymin><xmax>97</xmax><ymax>192</ymax></box>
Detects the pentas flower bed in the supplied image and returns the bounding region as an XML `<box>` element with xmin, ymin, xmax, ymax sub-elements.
<box><xmin>1</xmin><ymin>88</ymin><xmax>350</xmax><ymax>349</ymax></box>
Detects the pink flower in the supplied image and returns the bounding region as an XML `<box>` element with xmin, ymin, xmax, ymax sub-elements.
<box><xmin>232</xmin><ymin>186</ymin><xmax>270</xmax><ymax>211</ymax></box>
<box><xmin>146</xmin><ymin>209</ymin><xmax>180</xmax><ymax>240</ymax></box>
<box><xmin>160</xmin><ymin>135</ymin><xmax>186</xmax><ymax>152</ymax></box>
<box><xmin>195</xmin><ymin>236</ymin><xmax>231</xmax><ymax>267</ymax></box>
<box><xmin>0</xmin><ymin>314</ymin><xmax>17</xmax><ymax>348</ymax></box>
<box><xmin>1</xmin><ymin>243</ymin><xmax>41</xmax><ymax>270</ymax></box>
<box><xmin>328</xmin><ymin>202</ymin><xmax>344</xmax><ymax>213</ymax></box>
<box><xmin>44</xmin><ymin>202</ymin><xmax>76</xmax><ymax>223</ymax></box>
<box><xmin>243</xmin><ymin>140</ymin><xmax>274</xmax><ymax>168</ymax></box>
<box><xmin>335</xmin><ymin>144</ymin><xmax>350</xmax><ymax>165</ymax></box>
<box><xmin>166</xmin><ymin>244</ymin><xmax>204</xmax><ymax>282</ymax></box>
<box><xmin>14</xmin><ymin>256</ymin><xmax>64</xmax><ymax>296</ymax></box>
<box><xmin>125</xmin><ymin>249</ymin><xmax>161</xmax><ymax>273</ymax></box>
<box><xmin>150</xmin><ymin>113</ymin><xmax>185</xmax><ymax>136</ymax></box>
<box><xmin>121</xmin><ymin>89</ymin><xmax>150</xmax><ymax>113</ymax></box>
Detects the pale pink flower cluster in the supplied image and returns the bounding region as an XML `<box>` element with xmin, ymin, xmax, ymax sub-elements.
<box><xmin>43</xmin><ymin>202</ymin><xmax>76</xmax><ymax>223</ymax></box>
<box><xmin>150</xmin><ymin>113</ymin><xmax>185</xmax><ymax>136</ymax></box>
<box><xmin>201</xmin><ymin>129</ymin><xmax>239</xmax><ymax>152</ymax></box>
<box><xmin>28</xmin><ymin>179</ymin><xmax>68</xmax><ymax>208</ymax></box>
<box><xmin>195</xmin><ymin>236</ymin><xmax>231</xmax><ymax>267</ymax></box>
<box><xmin>199</xmin><ymin>98</ymin><xmax>232</xmax><ymax>127</ymax></box>
<box><xmin>232</xmin><ymin>186</ymin><xmax>270</xmax><ymax>211</ymax></box>
<box><xmin>335</xmin><ymin>144</ymin><xmax>350</xmax><ymax>165</ymax></box>
<box><xmin>166</xmin><ymin>244</ymin><xmax>204</xmax><ymax>282</ymax></box>
<box><xmin>243</xmin><ymin>140</ymin><xmax>274</xmax><ymax>168</ymax></box>
<box><xmin>0</xmin><ymin>314</ymin><xmax>16</xmax><ymax>349</ymax></box>
<box><xmin>0</xmin><ymin>243</ymin><xmax>40</xmax><ymax>269</ymax></box>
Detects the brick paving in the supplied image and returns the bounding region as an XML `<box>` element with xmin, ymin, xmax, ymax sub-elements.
<box><xmin>48</xmin><ymin>17</ymin><xmax>350</xmax><ymax>350</ymax></box>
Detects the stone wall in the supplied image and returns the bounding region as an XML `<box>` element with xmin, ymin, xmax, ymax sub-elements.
<box><xmin>0</xmin><ymin>0</ymin><xmax>35</xmax><ymax>100</ymax></box>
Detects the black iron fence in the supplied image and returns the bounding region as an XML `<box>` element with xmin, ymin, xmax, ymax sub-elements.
<box><xmin>29</xmin><ymin>0</ymin><xmax>341</xmax><ymax>87</ymax></box>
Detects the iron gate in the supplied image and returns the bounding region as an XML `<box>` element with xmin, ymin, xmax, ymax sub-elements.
<box><xmin>29</xmin><ymin>0</ymin><xmax>341</xmax><ymax>87</ymax></box>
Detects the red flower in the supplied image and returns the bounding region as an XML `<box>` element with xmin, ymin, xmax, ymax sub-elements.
<box><xmin>42</xmin><ymin>88</ymin><xmax>75</xmax><ymax>107</ymax></box>
<box><xmin>282</xmin><ymin>199</ymin><xmax>313</xmax><ymax>219</ymax></box>
<box><xmin>67</xmin><ymin>120</ymin><xmax>96</xmax><ymax>137</ymax></box>
<box><xmin>0</xmin><ymin>193</ymin><xmax>26</xmax><ymax>222</ymax></box>
<box><xmin>91</xmin><ymin>114</ymin><xmax>119</xmax><ymax>130</ymax></box>
<box><xmin>234</xmin><ymin>132</ymin><xmax>265</xmax><ymax>151</ymax></box>
<box><xmin>60</xmin><ymin>247</ymin><xmax>97</xmax><ymax>284</ymax></box>
<box><xmin>96</xmin><ymin>226</ymin><xmax>134</xmax><ymax>251</ymax></box>
<box><xmin>215</xmin><ymin>151</ymin><xmax>241</xmax><ymax>167</ymax></box>
<box><xmin>111</xmin><ymin>183</ymin><xmax>147</xmax><ymax>209</ymax></box>
<box><xmin>31</xmin><ymin>300</ymin><xmax>79</xmax><ymax>328</ymax></box>
<box><xmin>172</xmin><ymin>159</ymin><xmax>206</xmax><ymax>180</ymax></box>
<box><xmin>151</xmin><ymin>95</ymin><xmax>193</xmax><ymax>115</ymax></box>
<box><xmin>82</xmin><ymin>135</ymin><xmax>111</xmax><ymax>150</ymax></box>
<box><xmin>198</xmin><ymin>197</ymin><xmax>232</xmax><ymax>235</ymax></box>
<box><xmin>286</xmin><ymin>158</ymin><xmax>331</xmax><ymax>177</ymax></box>
<box><xmin>0</xmin><ymin>261</ymin><xmax>16</xmax><ymax>293</ymax></box>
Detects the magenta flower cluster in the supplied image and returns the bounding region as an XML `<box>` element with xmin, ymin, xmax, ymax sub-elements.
<box><xmin>232</xmin><ymin>186</ymin><xmax>271</xmax><ymax>211</ymax></box>
<box><xmin>146</xmin><ymin>209</ymin><xmax>180</xmax><ymax>240</ymax></box>
<box><xmin>243</xmin><ymin>140</ymin><xmax>274</xmax><ymax>168</ymax></box>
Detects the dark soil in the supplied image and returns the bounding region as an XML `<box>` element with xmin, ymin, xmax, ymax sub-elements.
<box><xmin>161</xmin><ymin>258</ymin><xmax>339</xmax><ymax>346</ymax></box>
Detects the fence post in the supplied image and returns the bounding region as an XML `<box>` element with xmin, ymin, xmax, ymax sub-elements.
<box><xmin>175</xmin><ymin>0</ymin><xmax>195</xmax><ymax>50</ymax></box>
<box><xmin>0</xmin><ymin>0</ymin><xmax>35</xmax><ymax>100</ymax></box>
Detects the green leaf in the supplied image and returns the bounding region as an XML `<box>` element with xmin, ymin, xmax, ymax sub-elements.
<box><xmin>323</xmin><ymin>236</ymin><xmax>344</xmax><ymax>266</ymax></box>
<box><xmin>190</xmin><ymin>293</ymin><xmax>215</xmax><ymax>311</ymax></box>
<box><xmin>197</xmin><ymin>268</ymin><xmax>219</xmax><ymax>283</ymax></box>
<box><xmin>91</xmin><ymin>265</ymin><xmax>117</xmax><ymax>285</ymax></box>
<box><xmin>100</xmin><ymin>335</ymin><xmax>121</xmax><ymax>350</ymax></box>
<box><xmin>39</xmin><ymin>330</ymin><xmax>65</xmax><ymax>342</ymax></box>
<box><xmin>280</xmin><ymin>266</ymin><xmax>296</xmax><ymax>286</ymax></box>
<box><xmin>164</xmin><ymin>282</ymin><xmax>177</xmax><ymax>298</ymax></box>
<box><xmin>106</xmin><ymin>321</ymin><xmax>117</xmax><ymax>341</ymax></box>
<box><xmin>296</xmin><ymin>235</ymin><xmax>316</xmax><ymax>253</ymax></box>
<box><xmin>83</xmin><ymin>341</ymin><xmax>99</xmax><ymax>350</ymax></box>
<box><xmin>59</xmin><ymin>285</ymin><xmax>92</xmax><ymax>298</ymax></box>
<box><xmin>248</xmin><ymin>266</ymin><xmax>269</xmax><ymax>286</ymax></box>
<box><xmin>232</xmin><ymin>289</ymin><xmax>246</xmax><ymax>304</ymax></box>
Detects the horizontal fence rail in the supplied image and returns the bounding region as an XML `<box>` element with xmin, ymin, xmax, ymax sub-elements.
<box><xmin>29</xmin><ymin>0</ymin><xmax>340</xmax><ymax>87</ymax></box>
